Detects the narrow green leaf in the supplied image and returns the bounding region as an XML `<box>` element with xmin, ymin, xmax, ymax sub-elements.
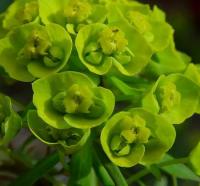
<box><xmin>68</xmin><ymin>138</ymin><xmax>97</xmax><ymax>186</ymax></box>
<box><xmin>9</xmin><ymin>152</ymin><xmax>60</xmax><ymax>186</ymax></box>
<box><xmin>93</xmin><ymin>148</ymin><xmax>115</xmax><ymax>186</ymax></box>
<box><xmin>159</xmin><ymin>155</ymin><xmax>200</xmax><ymax>182</ymax></box>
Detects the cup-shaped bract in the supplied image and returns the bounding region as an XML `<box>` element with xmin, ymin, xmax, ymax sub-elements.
<box><xmin>101</xmin><ymin>108</ymin><xmax>175</xmax><ymax>167</ymax></box>
<box><xmin>142</xmin><ymin>74</ymin><xmax>199</xmax><ymax>124</ymax></box>
<box><xmin>32</xmin><ymin>71</ymin><xmax>115</xmax><ymax>129</ymax></box>
<box><xmin>0</xmin><ymin>93</ymin><xmax>21</xmax><ymax>146</ymax></box>
<box><xmin>0</xmin><ymin>0</ymin><xmax>39</xmax><ymax>39</ymax></box>
<box><xmin>2</xmin><ymin>0</ymin><xmax>38</xmax><ymax>30</ymax></box>
<box><xmin>107</xmin><ymin>1</ymin><xmax>173</xmax><ymax>52</ymax></box>
<box><xmin>28</xmin><ymin>110</ymin><xmax>90</xmax><ymax>154</ymax></box>
<box><xmin>76</xmin><ymin>22</ymin><xmax>152</xmax><ymax>76</ymax></box>
<box><xmin>0</xmin><ymin>22</ymin><xmax>72</xmax><ymax>82</ymax></box>
<box><xmin>39</xmin><ymin>0</ymin><xmax>107</xmax><ymax>34</ymax></box>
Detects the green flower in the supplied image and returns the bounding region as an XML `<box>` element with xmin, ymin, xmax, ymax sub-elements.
<box><xmin>142</xmin><ymin>74</ymin><xmax>199</xmax><ymax>124</ymax></box>
<box><xmin>0</xmin><ymin>22</ymin><xmax>72</xmax><ymax>82</ymax></box>
<box><xmin>0</xmin><ymin>93</ymin><xmax>21</xmax><ymax>146</ymax></box>
<box><xmin>39</xmin><ymin>0</ymin><xmax>107</xmax><ymax>34</ymax></box>
<box><xmin>32</xmin><ymin>71</ymin><xmax>115</xmax><ymax>129</ymax></box>
<box><xmin>2</xmin><ymin>0</ymin><xmax>39</xmax><ymax>31</ymax></box>
<box><xmin>108</xmin><ymin>1</ymin><xmax>173</xmax><ymax>52</ymax></box>
<box><xmin>101</xmin><ymin>108</ymin><xmax>175</xmax><ymax>167</ymax></box>
<box><xmin>189</xmin><ymin>141</ymin><xmax>200</xmax><ymax>176</ymax></box>
<box><xmin>28</xmin><ymin>110</ymin><xmax>90</xmax><ymax>154</ymax></box>
<box><xmin>76</xmin><ymin>23</ymin><xmax>152</xmax><ymax>75</ymax></box>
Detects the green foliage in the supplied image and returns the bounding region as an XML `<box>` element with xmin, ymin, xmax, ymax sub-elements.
<box><xmin>0</xmin><ymin>0</ymin><xmax>199</xmax><ymax>185</ymax></box>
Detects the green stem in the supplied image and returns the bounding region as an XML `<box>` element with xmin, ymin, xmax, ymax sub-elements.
<box><xmin>127</xmin><ymin>168</ymin><xmax>149</xmax><ymax>184</ymax></box>
<box><xmin>95</xmin><ymin>145</ymin><xmax>128</xmax><ymax>186</ymax></box>
<box><xmin>9</xmin><ymin>151</ymin><xmax>59</xmax><ymax>186</ymax></box>
<box><xmin>158</xmin><ymin>157</ymin><xmax>189</xmax><ymax>167</ymax></box>
<box><xmin>172</xmin><ymin>176</ymin><xmax>178</xmax><ymax>186</ymax></box>
<box><xmin>104</xmin><ymin>163</ymin><xmax>128</xmax><ymax>186</ymax></box>
<box><xmin>93</xmin><ymin>149</ymin><xmax>115</xmax><ymax>186</ymax></box>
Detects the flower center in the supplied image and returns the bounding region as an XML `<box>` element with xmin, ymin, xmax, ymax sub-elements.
<box><xmin>84</xmin><ymin>27</ymin><xmax>132</xmax><ymax>66</ymax></box>
<box><xmin>52</xmin><ymin>84</ymin><xmax>105</xmax><ymax>118</ymax></box>
<box><xmin>99</xmin><ymin>27</ymin><xmax>128</xmax><ymax>55</ymax></box>
<box><xmin>156</xmin><ymin>82</ymin><xmax>181</xmax><ymax>113</ymax></box>
<box><xmin>18</xmin><ymin>29</ymin><xmax>64</xmax><ymax>67</ymax></box>
<box><xmin>64</xmin><ymin>0</ymin><xmax>92</xmax><ymax>24</ymax></box>
<box><xmin>110</xmin><ymin>116</ymin><xmax>150</xmax><ymax>157</ymax></box>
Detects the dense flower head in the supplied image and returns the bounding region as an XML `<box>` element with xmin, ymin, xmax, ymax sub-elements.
<box><xmin>0</xmin><ymin>0</ymin><xmax>199</xmax><ymax>181</ymax></box>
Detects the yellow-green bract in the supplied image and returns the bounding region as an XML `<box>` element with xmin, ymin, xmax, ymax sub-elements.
<box><xmin>142</xmin><ymin>74</ymin><xmax>200</xmax><ymax>124</ymax></box>
<box><xmin>76</xmin><ymin>21</ymin><xmax>152</xmax><ymax>76</ymax></box>
<box><xmin>28</xmin><ymin>110</ymin><xmax>90</xmax><ymax>154</ymax></box>
<box><xmin>0</xmin><ymin>22</ymin><xmax>72</xmax><ymax>82</ymax></box>
<box><xmin>39</xmin><ymin>0</ymin><xmax>107</xmax><ymax>34</ymax></box>
<box><xmin>32</xmin><ymin>71</ymin><xmax>115</xmax><ymax>129</ymax></box>
<box><xmin>0</xmin><ymin>93</ymin><xmax>21</xmax><ymax>146</ymax></box>
<box><xmin>101</xmin><ymin>108</ymin><xmax>176</xmax><ymax>167</ymax></box>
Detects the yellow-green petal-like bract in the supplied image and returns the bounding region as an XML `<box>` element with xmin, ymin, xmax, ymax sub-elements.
<box><xmin>101</xmin><ymin>108</ymin><xmax>175</xmax><ymax>167</ymax></box>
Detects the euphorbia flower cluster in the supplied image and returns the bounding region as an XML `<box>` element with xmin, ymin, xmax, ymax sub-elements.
<box><xmin>0</xmin><ymin>0</ymin><xmax>199</xmax><ymax>185</ymax></box>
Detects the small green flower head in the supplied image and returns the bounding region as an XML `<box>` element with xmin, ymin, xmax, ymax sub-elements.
<box><xmin>76</xmin><ymin>23</ymin><xmax>151</xmax><ymax>75</ymax></box>
<box><xmin>101</xmin><ymin>108</ymin><xmax>175</xmax><ymax>167</ymax></box>
<box><xmin>3</xmin><ymin>0</ymin><xmax>39</xmax><ymax>30</ymax></box>
<box><xmin>0</xmin><ymin>93</ymin><xmax>21</xmax><ymax>146</ymax></box>
<box><xmin>28</xmin><ymin>110</ymin><xmax>90</xmax><ymax>154</ymax></box>
<box><xmin>142</xmin><ymin>74</ymin><xmax>199</xmax><ymax>124</ymax></box>
<box><xmin>0</xmin><ymin>22</ymin><xmax>72</xmax><ymax>82</ymax></box>
<box><xmin>64</xmin><ymin>0</ymin><xmax>92</xmax><ymax>24</ymax></box>
<box><xmin>189</xmin><ymin>141</ymin><xmax>200</xmax><ymax>176</ymax></box>
<box><xmin>108</xmin><ymin>2</ymin><xmax>173</xmax><ymax>52</ymax></box>
<box><xmin>33</xmin><ymin>71</ymin><xmax>115</xmax><ymax>129</ymax></box>
<box><xmin>39</xmin><ymin>0</ymin><xmax>107</xmax><ymax>34</ymax></box>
